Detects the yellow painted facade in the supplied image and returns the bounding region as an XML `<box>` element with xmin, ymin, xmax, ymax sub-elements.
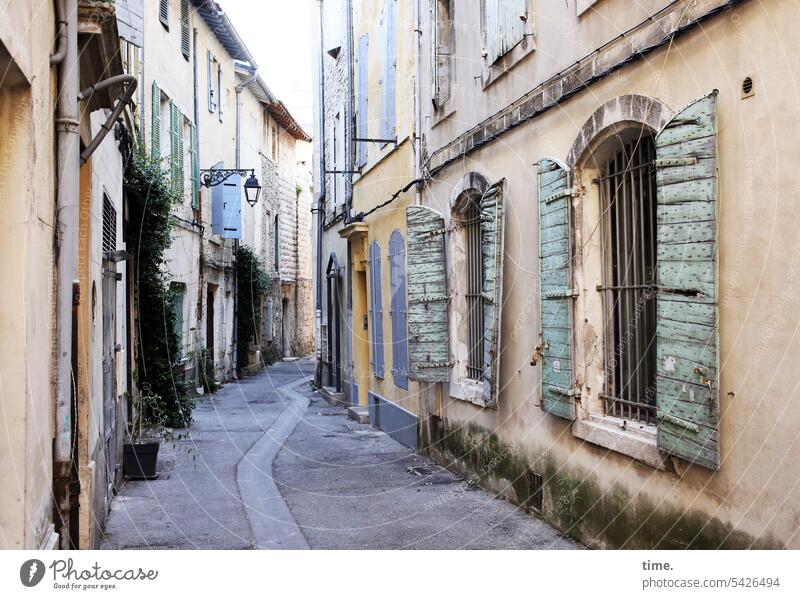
<box><xmin>346</xmin><ymin>0</ymin><xmax>421</xmax><ymax>423</ymax></box>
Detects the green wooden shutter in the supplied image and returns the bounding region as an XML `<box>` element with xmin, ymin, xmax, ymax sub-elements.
<box><xmin>655</xmin><ymin>91</ymin><xmax>719</xmax><ymax>470</ymax></box>
<box><xmin>189</xmin><ymin>121</ymin><xmax>199</xmax><ymax>208</ymax></box>
<box><xmin>169</xmin><ymin>101</ymin><xmax>183</xmax><ymax>196</ymax></box>
<box><xmin>480</xmin><ymin>181</ymin><xmax>505</xmax><ymax>407</ymax></box>
<box><xmin>151</xmin><ymin>80</ymin><xmax>160</xmax><ymax>160</ymax></box>
<box><xmin>538</xmin><ymin>159</ymin><xmax>576</xmax><ymax>420</ymax></box>
<box><xmin>406</xmin><ymin>205</ymin><xmax>451</xmax><ymax>382</ymax></box>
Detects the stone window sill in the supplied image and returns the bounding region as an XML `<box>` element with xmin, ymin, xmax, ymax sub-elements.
<box><xmin>572</xmin><ymin>414</ymin><xmax>669</xmax><ymax>471</ymax></box>
<box><xmin>431</xmin><ymin>105</ymin><xmax>456</xmax><ymax>129</ymax></box>
<box><xmin>482</xmin><ymin>36</ymin><xmax>536</xmax><ymax>90</ymax></box>
<box><xmin>449</xmin><ymin>377</ymin><xmax>486</xmax><ymax>407</ymax></box>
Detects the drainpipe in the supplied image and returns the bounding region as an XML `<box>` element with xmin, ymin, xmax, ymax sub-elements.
<box><xmin>232</xmin><ymin>65</ymin><xmax>259</xmax><ymax>374</ymax></box>
<box><xmin>313</xmin><ymin>0</ymin><xmax>327</xmax><ymax>385</ymax></box>
<box><xmin>413</xmin><ymin>0</ymin><xmax>422</xmax><ymax>206</ymax></box>
<box><xmin>192</xmin><ymin>27</ymin><xmax>202</xmax><ymax>380</ymax></box>
<box><xmin>53</xmin><ymin>0</ymin><xmax>79</xmax><ymax>549</ymax></box>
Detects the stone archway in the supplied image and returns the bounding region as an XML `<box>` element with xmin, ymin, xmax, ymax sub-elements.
<box><xmin>566</xmin><ymin>94</ymin><xmax>674</xmax><ymax>167</ymax></box>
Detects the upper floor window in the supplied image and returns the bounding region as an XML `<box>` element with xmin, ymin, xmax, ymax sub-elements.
<box><xmin>483</xmin><ymin>0</ymin><xmax>529</xmax><ymax>65</ymax></box>
<box><xmin>432</xmin><ymin>0</ymin><xmax>454</xmax><ymax>110</ymax></box>
<box><xmin>159</xmin><ymin>0</ymin><xmax>169</xmax><ymax>30</ymax></box>
<box><xmin>180</xmin><ymin>0</ymin><xmax>190</xmax><ymax>60</ymax></box>
<box><xmin>380</xmin><ymin>0</ymin><xmax>397</xmax><ymax>140</ymax></box>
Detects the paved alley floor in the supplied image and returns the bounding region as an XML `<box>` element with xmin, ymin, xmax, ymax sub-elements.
<box><xmin>103</xmin><ymin>359</ymin><xmax>578</xmax><ymax>550</ymax></box>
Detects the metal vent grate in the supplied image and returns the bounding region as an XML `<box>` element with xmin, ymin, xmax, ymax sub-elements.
<box><xmin>742</xmin><ymin>76</ymin><xmax>754</xmax><ymax>97</ymax></box>
<box><xmin>102</xmin><ymin>195</ymin><xmax>117</xmax><ymax>255</ymax></box>
<box><xmin>529</xmin><ymin>470</ymin><xmax>543</xmax><ymax>512</ymax></box>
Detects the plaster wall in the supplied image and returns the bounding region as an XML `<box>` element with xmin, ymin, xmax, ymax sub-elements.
<box><xmin>0</xmin><ymin>0</ymin><xmax>57</xmax><ymax>550</ymax></box>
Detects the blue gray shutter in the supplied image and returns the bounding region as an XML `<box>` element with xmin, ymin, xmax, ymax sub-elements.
<box><xmin>221</xmin><ymin>173</ymin><xmax>241</xmax><ymax>239</ymax></box>
<box><xmin>480</xmin><ymin>182</ymin><xmax>505</xmax><ymax>406</ymax></box>
<box><xmin>151</xmin><ymin>80</ymin><xmax>160</xmax><ymax>159</ymax></box>
<box><xmin>389</xmin><ymin>230</ymin><xmax>409</xmax><ymax>390</ymax></box>
<box><xmin>207</xmin><ymin>51</ymin><xmax>216</xmax><ymax>112</ymax></box>
<box><xmin>356</xmin><ymin>34</ymin><xmax>369</xmax><ymax>167</ymax></box>
<box><xmin>655</xmin><ymin>91</ymin><xmax>719</xmax><ymax>470</ymax></box>
<box><xmin>538</xmin><ymin>159</ymin><xmax>576</xmax><ymax>420</ymax></box>
<box><xmin>406</xmin><ymin>206</ymin><xmax>451</xmax><ymax>382</ymax></box>
<box><xmin>380</xmin><ymin>0</ymin><xmax>396</xmax><ymax>140</ymax></box>
<box><xmin>218</xmin><ymin>63</ymin><xmax>224</xmax><ymax>122</ymax></box>
<box><xmin>211</xmin><ymin>180</ymin><xmax>224</xmax><ymax>235</ymax></box>
<box><xmin>486</xmin><ymin>0</ymin><xmax>527</xmax><ymax>64</ymax></box>
<box><xmin>369</xmin><ymin>241</ymin><xmax>385</xmax><ymax>378</ymax></box>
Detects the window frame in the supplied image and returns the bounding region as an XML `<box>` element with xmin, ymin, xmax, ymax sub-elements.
<box><xmin>479</xmin><ymin>0</ymin><xmax>535</xmax><ymax>89</ymax></box>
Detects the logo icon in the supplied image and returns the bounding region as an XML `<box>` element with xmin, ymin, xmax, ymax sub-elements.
<box><xmin>20</xmin><ymin>559</ymin><xmax>46</xmax><ymax>587</ymax></box>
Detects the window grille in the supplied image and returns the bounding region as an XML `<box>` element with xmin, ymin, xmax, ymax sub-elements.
<box><xmin>102</xmin><ymin>195</ymin><xmax>117</xmax><ymax>255</ymax></box>
<box><xmin>464</xmin><ymin>196</ymin><xmax>484</xmax><ymax>381</ymax></box>
<box><xmin>599</xmin><ymin>136</ymin><xmax>658</xmax><ymax>424</ymax></box>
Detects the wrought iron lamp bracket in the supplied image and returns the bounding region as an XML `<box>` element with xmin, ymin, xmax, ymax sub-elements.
<box><xmin>200</xmin><ymin>168</ymin><xmax>255</xmax><ymax>188</ymax></box>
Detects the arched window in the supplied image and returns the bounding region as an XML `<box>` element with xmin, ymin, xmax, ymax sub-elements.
<box><xmin>389</xmin><ymin>230</ymin><xmax>408</xmax><ymax>390</ymax></box>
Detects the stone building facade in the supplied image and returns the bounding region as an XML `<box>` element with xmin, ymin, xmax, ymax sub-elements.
<box><xmin>312</xmin><ymin>0</ymin><xmax>354</xmax><ymax>399</ymax></box>
<box><xmin>314</xmin><ymin>0</ymin><xmax>800</xmax><ymax>548</ymax></box>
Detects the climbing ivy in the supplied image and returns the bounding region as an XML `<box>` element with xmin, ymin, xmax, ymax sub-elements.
<box><xmin>235</xmin><ymin>245</ymin><xmax>271</xmax><ymax>370</ymax></box>
<box><xmin>125</xmin><ymin>149</ymin><xmax>195</xmax><ymax>427</ymax></box>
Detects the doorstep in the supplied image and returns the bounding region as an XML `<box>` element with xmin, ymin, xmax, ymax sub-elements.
<box><xmin>347</xmin><ymin>405</ymin><xmax>369</xmax><ymax>424</ymax></box>
<box><xmin>319</xmin><ymin>386</ymin><xmax>347</xmax><ymax>406</ymax></box>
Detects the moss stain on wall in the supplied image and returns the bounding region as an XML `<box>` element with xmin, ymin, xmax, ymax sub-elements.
<box><xmin>422</xmin><ymin>417</ymin><xmax>782</xmax><ymax>549</ymax></box>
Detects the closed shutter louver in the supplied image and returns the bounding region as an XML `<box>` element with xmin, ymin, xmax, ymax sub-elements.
<box><xmin>356</xmin><ymin>34</ymin><xmax>369</xmax><ymax>167</ymax></box>
<box><xmin>180</xmin><ymin>0</ymin><xmax>190</xmax><ymax>60</ymax></box>
<box><xmin>655</xmin><ymin>91</ymin><xmax>720</xmax><ymax>471</ymax></box>
<box><xmin>485</xmin><ymin>0</ymin><xmax>527</xmax><ymax>65</ymax></box>
<box><xmin>389</xmin><ymin>230</ymin><xmax>409</xmax><ymax>390</ymax></box>
<box><xmin>369</xmin><ymin>241</ymin><xmax>385</xmax><ymax>378</ymax></box>
<box><xmin>169</xmin><ymin>101</ymin><xmax>183</xmax><ymax>196</ymax></box>
<box><xmin>480</xmin><ymin>182</ymin><xmax>505</xmax><ymax>406</ymax></box>
<box><xmin>151</xmin><ymin>80</ymin><xmax>160</xmax><ymax>160</ymax></box>
<box><xmin>159</xmin><ymin>0</ymin><xmax>169</xmax><ymax>29</ymax></box>
<box><xmin>207</xmin><ymin>51</ymin><xmax>217</xmax><ymax>112</ymax></box>
<box><xmin>380</xmin><ymin>0</ymin><xmax>396</xmax><ymax>140</ymax></box>
<box><xmin>221</xmin><ymin>173</ymin><xmax>241</xmax><ymax>239</ymax></box>
<box><xmin>406</xmin><ymin>206</ymin><xmax>451</xmax><ymax>382</ymax></box>
<box><xmin>189</xmin><ymin>121</ymin><xmax>199</xmax><ymax>208</ymax></box>
<box><xmin>538</xmin><ymin>159</ymin><xmax>576</xmax><ymax>420</ymax></box>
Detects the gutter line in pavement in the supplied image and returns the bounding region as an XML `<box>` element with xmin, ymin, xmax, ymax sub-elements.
<box><xmin>236</xmin><ymin>376</ymin><xmax>313</xmax><ymax>549</ymax></box>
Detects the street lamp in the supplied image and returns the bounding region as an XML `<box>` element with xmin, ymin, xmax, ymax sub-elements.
<box><xmin>243</xmin><ymin>173</ymin><xmax>262</xmax><ymax>207</ymax></box>
<box><xmin>199</xmin><ymin>167</ymin><xmax>262</xmax><ymax>207</ymax></box>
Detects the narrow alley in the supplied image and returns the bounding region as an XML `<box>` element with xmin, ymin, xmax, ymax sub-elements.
<box><xmin>102</xmin><ymin>359</ymin><xmax>576</xmax><ymax>550</ymax></box>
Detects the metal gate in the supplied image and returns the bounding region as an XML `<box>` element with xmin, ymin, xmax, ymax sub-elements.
<box><xmin>102</xmin><ymin>196</ymin><xmax>118</xmax><ymax>506</ymax></box>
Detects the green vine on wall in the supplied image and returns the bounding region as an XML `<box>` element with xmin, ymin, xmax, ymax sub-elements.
<box><xmin>236</xmin><ymin>245</ymin><xmax>271</xmax><ymax>370</ymax></box>
<box><xmin>125</xmin><ymin>149</ymin><xmax>195</xmax><ymax>428</ymax></box>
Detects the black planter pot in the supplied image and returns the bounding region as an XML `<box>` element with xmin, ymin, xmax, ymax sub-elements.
<box><xmin>123</xmin><ymin>442</ymin><xmax>160</xmax><ymax>479</ymax></box>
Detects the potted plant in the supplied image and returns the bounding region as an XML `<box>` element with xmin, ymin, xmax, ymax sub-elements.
<box><xmin>123</xmin><ymin>387</ymin><xmax>168</xmax><ymax>479</ymax></box>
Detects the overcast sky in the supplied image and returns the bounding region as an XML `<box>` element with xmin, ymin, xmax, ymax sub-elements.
<box><xmin>219</xmin><ymin>0</ymin><xmax>314</xmax><ymax>133</ymax></box>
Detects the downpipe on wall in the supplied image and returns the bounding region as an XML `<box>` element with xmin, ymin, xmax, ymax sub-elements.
<box><xmin>313</xmin><ymin>0</ymin><xmax>327</xmax><ymax>388</ymax></box>
<box><xmin>52</xmin><ymin>0</ymin><xmax>79</xmax><ymax>550</ymax></box>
